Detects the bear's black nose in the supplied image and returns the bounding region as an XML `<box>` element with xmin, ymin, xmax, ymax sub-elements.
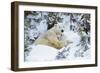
<box><xmin>61</xmin><ymin>30</ymin><xmax>64</xmax><ymax>32</ymax></box>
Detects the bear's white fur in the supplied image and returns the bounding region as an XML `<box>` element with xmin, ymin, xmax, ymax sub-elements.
<box><xmin>34</xmin><ymin>23</ymin><xmax>71</xmax><ymax>49</ymax></box>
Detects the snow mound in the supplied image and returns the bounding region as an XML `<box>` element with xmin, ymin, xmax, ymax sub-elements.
<box><xmin>64</xmin><ymin>31</ymin><xmax>81</xmax><ymax>44</ymax></box>
<box><xmin>26</xmin><ymin>45</ymin><xmax>58</xmax><ymax>61</ymax></box>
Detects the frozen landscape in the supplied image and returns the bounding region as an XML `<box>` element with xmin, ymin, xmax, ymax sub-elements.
<box><xmin>24</xmin><ymin>11</ymin><xmax>91</xmax><ymax>61</ymax></box>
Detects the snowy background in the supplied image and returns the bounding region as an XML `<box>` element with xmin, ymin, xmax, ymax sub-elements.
<box><xmin>24</xmin><ymin>11</ymin><xmax>91</xmax><ymax>62</ymax></box>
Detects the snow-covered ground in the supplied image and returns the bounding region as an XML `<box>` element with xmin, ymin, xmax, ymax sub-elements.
<box><xmin>26</xmin><ymin>45</ymin><xmax>58</xmax><ymax>61</ymax></box>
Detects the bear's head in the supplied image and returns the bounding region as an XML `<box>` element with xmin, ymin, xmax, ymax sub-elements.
<box><xmin>54</xmin><ymin>23</ymin><xmax>65</xmax><ymax>36</ymax></box>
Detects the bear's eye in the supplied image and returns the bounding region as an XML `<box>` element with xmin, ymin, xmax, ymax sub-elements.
<box><xmin>61</xmin><ymin>29</ymin><xmax>64</xmax><ymax>32</ymax></box>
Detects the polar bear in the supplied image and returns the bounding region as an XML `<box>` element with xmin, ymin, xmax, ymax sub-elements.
<box><xmin>34</xmin><ymin>23</ymin><xmax>71</xmax><ymax>50</ymax></box>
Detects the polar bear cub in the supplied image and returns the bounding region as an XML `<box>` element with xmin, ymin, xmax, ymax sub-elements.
<box><xmin>34</xmin><ymin>23</ymin><xmax>71</xmax><ymax>49</ymax></box>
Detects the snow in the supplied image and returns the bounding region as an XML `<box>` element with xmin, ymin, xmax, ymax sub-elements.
<box><xmin>28</xmin><ymin>29</ymin><xmax>39</xmax><ymax>40</ymax></box>
<box><xmin>27</xmin><ymin>13</ymin><xmax>41</xmax><ymax>19</ymax></box>
<box><xmin>37</xmin><ymin>20</ymin><xmax>47</xmax><ymax>34</ymax></box>
<box><xmin>26</xmin><ymin>45</ymin><xmax>58</xmax><ymax>61</ymax></box>
<box><xmin>64</xmin><ymin>31</ymin><xmax>81</xmax><ymax>44</ymax></box>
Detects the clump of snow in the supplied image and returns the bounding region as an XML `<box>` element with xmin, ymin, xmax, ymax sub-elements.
<box><xmin>28</xmin><ymin>29</ymin><xmax>40</xmax><ymax>40</ymax></box>
<box><xmin>64</xmin><ymin>31</ymin><xmax>81</xmax><ymax>44</ymax></box>
<box><xmin>26</xmin><ymin>45</ymin><xmax>58</xmax><ymax>61</ymax></box>
<box><xmin>37</xmin><ymin>20</ymin><xmax>47</xmax><ymax>34</ymax></box>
